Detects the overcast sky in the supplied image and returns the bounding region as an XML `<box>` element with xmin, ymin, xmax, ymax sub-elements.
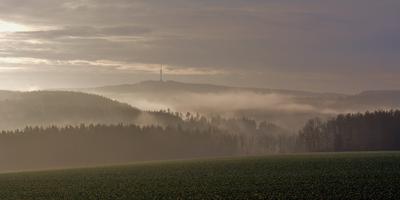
<box><xmin>0</xmin><ymin>0</ymin><xmax>399</xmax><ymax>93</ymax></box>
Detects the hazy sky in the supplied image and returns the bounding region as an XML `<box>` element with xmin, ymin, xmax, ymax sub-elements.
<box><xmin>0</xmin><ymin>0</ymin><xmax>399</xmax><ymax>93</ymax></box>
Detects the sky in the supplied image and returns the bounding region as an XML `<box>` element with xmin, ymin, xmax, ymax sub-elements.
<box><xmin>0</xmin><ymin>0</ymin><xmax>399</xmax><ymax>93</ymax></box>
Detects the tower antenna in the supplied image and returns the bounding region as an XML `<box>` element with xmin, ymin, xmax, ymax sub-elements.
<box><xmin>160</xmin><ymin>64</ymin><xmax>163</xmax><ymax>82</ymax></box>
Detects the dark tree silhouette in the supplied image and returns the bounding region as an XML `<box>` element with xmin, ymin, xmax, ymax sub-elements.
<box><xmin>0</xmin><ymin>115</ymin><xmax>296</xmax><ymax>172</ymax></box>
<box><xmin>298</xmin><ymin>110</ymin><xmax>400</xmax><ymax>152</ymax></box>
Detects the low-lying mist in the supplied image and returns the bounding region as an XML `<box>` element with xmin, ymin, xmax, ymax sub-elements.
<box><xmin>96</xmin><ymin>91</ymin><xmax>347</xmax><ymax>130</ymax></box>
<box><xmin>86</xmin><ymin>81</ymin><xmax>400</xmax><ymax>130</ymax></box>
<box><xmin>0</xmin><ymin>81</ymin><xmax>399</xmax><ymax>172</ymax></box>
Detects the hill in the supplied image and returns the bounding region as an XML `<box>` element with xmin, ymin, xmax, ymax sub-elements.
<box><xmin>86</xmin><ymin>81</ymin><xmax>400</xmax><ymax>108</ymax></box>
<box><xmin>77</xmin><ymin>80</ymin><xmax>400</xmax><ymax>129</ymax></box>
<box><xmin>86</xmin><ymin>80</ymin><xmax>332</xmax><ymax>97</ymax></box>
<box><xmin>345</xmin><ymin>90</ymin><xmax>400</xmax><ymax>108</ymax></box>
<box><xmin>0</xmin><ymin>91</ymin><xmax>179</xmax><ymax>130</ymax></box>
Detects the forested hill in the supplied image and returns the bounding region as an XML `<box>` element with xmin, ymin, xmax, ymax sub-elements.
<box><xmin>0</xmin><ymin>91</ymin><xmax>180</xmax><ymax>130</ymax></box>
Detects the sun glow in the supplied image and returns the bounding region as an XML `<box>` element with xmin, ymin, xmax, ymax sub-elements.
<box><xmin>0</xmin><ymin>20</ymin><xmax>30</xmax><ymax>32</ymax></box>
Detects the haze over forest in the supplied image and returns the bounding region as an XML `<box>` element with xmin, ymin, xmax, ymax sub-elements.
<box><xmin>81</xmin><ymin>80</ymin><xmax>400</xmax><ymax>130</ymax></box>
<box><xmin>0</xmin><ymin>0</ymin><xmax>399</xmax><ymax>173</ymax></box>
<box><xmin>0</xmin><ymin>80</ymin><xmax>399</xmax><ymax>171</ymax></box>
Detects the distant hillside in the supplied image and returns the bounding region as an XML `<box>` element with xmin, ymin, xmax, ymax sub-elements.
<box><xmin>0</xmin><ymin>91</ymin><xmax>180</xmax><ymax>130</ymax></box>
<box><xmin>349</xmin><ymin>90</ymin><xmax>400</xmax><ymax>107</ymax></box>
<box><xmin>86</xmin><ymin>81</ymin><xmax>400</xmax><ymax>109</ymax></box>
<box><xmin>79</xmin><ymin>81</ymin><xmax>343</xmax><ymax>128</ymax></box>
<box><xmin>87</xmin><ymin>80</ymin><xmax>330</xmax><ymax>97</ymax></box>
<box><xmin>76</xmin><ymin>81</ymin><xmax>400</xmax><ymax>130</ymax></box>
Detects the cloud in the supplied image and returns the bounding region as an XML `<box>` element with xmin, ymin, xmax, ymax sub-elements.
<box><xmin>0</xmin><ymin>0</ymin><xmax>399</xmax><ymax>92</ymax></box>
<box><xmin>14</xmin><ymin>26</ymin><xmax>152</xmax><ymax>39</ymax></box>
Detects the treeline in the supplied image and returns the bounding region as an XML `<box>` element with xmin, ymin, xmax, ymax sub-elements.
<box><xmin>0</xmin><ymin>116</ymin><xmax>296</xmax><ymax>172</ymax></box>
<box><xmin>298</xmin><ymin>110</ymin><xmax>400</xmax><ymax>152</ymax></box>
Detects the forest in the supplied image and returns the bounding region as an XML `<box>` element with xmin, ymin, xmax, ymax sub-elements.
<box><xmin>298</xmin><ymin>110</ymin><xmax>400</xmax><ymax>152</ymax></box>
<box><xmin>2</xmin><ymin>100</ymin><xmax>400</xmax><ymax>172</ymax></box>
<box><xmin>0</xmin><ymin>112</ymin><xmax>295</xmax><ymax>171</ymax></box>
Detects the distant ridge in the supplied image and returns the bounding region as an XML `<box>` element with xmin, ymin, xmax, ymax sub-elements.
<box><xmin>86</xmin><ymin>80</ymin><xmax>343</xmax><ymax>97</ymax></box>
<box><xmin>350</xmin><ymin>90</ymin><xmax>400</xmax><ymax>107</ymax></box>
<box><xmin>359</xmin><ymin>90</ymin><xmax>400</xmax><ymax>96</ymax></box>
<box><xmin>75</xmin><ymin>80</ymin><xmax>400</xmax><ymax>110</ymax></box>
<box><xmin>69</xmin><ymin>80</ymin><xmax>400</xmax><ymax>130</ymax></box>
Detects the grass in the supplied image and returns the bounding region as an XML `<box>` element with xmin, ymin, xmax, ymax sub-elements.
<box><xmin>0</xmin><ymin>152</ymin><xmax>400</xmax><ymax>199</ymax></box>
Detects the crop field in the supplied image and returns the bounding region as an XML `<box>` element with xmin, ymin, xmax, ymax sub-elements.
<box><xmin>0</xmin><ymin>152</ymin><xmax>399</xmax><ymax>199</ymax></box>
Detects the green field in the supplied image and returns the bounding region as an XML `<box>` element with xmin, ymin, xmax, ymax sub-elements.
<box><xmin>0</xmin><ymin>152</ymin><xmax>400</xmax><ymax>200</ymax></box>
